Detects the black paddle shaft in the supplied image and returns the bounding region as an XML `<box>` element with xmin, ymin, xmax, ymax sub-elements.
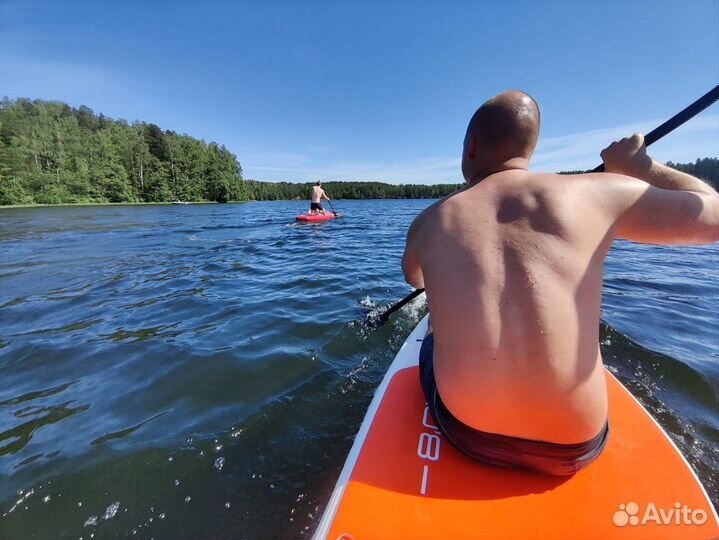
<box><xmin>591</xmin><ymin>84</ymin><xmax>719</xmax><ymax>173</ymax></box>
<box><xmin>373</xmin><ymin>288</ymin><xmax>424</xmax><ymax>326</ymax></box>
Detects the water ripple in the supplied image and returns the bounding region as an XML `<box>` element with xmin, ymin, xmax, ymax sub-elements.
<box><xmin>0</xmin><ymin>200</ymin><xmax>716</xmax><ymax>538</ymax></box>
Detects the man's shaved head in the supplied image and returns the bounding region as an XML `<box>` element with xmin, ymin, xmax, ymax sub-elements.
<box><xmin>462</xmin><ymin>90</ymin><xmax>541</xmax><ymax>182</ymax></box>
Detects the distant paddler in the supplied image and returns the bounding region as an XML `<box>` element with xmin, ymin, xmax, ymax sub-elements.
<box><xmin>309</xmin><ymin>181</ymin><xmax>331</xmax><ymax>215</ymax></box>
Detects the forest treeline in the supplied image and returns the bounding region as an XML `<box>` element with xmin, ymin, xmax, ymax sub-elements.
<box><xmin>243</xmin><ymin>180</ymin><xmax>463</xmax><ymax>200</ymax></box>
<box><xmin>0</xmin><ymin>98</ymin><xmax>246</xmax><ymax>205</ymax></box>
<box><xmin>1</xmin><ymin>98</ymin><xmax>717</xmax><ymax>205</ymax></box>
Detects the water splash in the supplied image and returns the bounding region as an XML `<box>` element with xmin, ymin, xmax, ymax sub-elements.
<box><xmin>102</xmin><ymin>502</ymin><xmax>120</xmax><ymax>520</ymax></box>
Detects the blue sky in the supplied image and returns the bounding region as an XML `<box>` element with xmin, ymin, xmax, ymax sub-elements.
<box><xmin>1</xmin><ymin>0</ymin><xmax>717</xmax><ymax>184</ymax></box>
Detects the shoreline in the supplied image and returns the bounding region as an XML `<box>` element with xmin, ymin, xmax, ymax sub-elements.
<box><xmin>0</xmin><ymin>201</ymin><xmax>248</xmax><ymax>210</ymax></box>
<box><xmin>0</xmin><ymin>198</ymin><xmax>440</xmax><ymax>210</ymax></box>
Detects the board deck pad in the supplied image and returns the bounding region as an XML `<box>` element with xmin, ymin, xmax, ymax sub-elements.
<box><xmin>314</xmin><ymin>316</ymin><xmax>718</xmax><ymax>540</ymax></box>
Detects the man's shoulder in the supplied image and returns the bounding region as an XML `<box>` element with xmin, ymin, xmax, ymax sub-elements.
<box><xmin>408</xmin><ymin>199</ymin><xmax>442</xmax><ymax>238</ymax></box>
<box><xmin>413</xmin><ymin>195</ymin><xmax>449</xmax><ymax>223</ymax></box>
<box><xmin>532</xmin><ymin>170</ymin><xmax>630</xmax><ymax>183</ymax></box>
<box><xmin>524</xmin><ymin>171</ymin><xmax>632</xmax><ymax>197</ymax></box>
<box><xmin>409</xmin><ymin>190</ymin><xmax>467</xmax><ymax>238</ymax></box>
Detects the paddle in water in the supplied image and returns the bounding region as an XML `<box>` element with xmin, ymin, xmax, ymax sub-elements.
<box><xmin>371</xmin><ymin>84</ymin><xmax>719</xmax><ymax>327</ymax></box>
<box><xmin>365</xmin><ymin>287</ymin><xmax>424</xmax><ymax>327</ymax></box>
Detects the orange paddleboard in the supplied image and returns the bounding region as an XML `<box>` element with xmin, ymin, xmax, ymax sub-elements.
<box><xmin>313</xmin><ymin>315</ymin><xmax>718</xmax><ymax>540</ymax></box>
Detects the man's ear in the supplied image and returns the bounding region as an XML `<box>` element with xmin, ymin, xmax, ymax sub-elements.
<box><xmin>461</xmin><ymin>133</ymin><xmax>477</xmax><ymax>183</ymax></box>
<box><xmin>465</xmin><ymin>133</ymin><xmax>477</xmax><ymax>161</ymax></box>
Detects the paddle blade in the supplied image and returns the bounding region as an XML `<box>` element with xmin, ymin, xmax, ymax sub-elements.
<box><xmin>364</xmin><ymin>309</ymin><xmax>388</xmax><ymax>328</ymax></box>
<box><xmin>364</xmin><ymin>289</ymin><xmax>425</xmax><ymax>328</ymax></box>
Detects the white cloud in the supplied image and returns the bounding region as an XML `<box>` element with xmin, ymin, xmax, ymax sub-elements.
<box><xmin>248</xmin><ymin>156</ymin><xmax>460</xmax><ymax>184</ymax></box>
<box><xmin>247</xmin><ymin>110</ymin><xmax>718</xmax><ymax>184</ymax></box>
<box><xmin>533</xmin><ymin>113</ymin><xmax>719</xmax><ymax>172</ymax></box>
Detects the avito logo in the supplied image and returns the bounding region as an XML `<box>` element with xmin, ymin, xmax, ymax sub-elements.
<box><xmin>613</xmin><ymin>502</ymin><xmax>708</xmax><ymax>527</ymax></box>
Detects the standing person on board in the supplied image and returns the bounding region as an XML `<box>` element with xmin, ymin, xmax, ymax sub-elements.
<box><xmin>401</xmin><ymin>90</ymin><xmax>719</xmax><ymax>475</ymax></box>
<box><xmin>309</xmin><ymin>181</ymin><xmax>331</xmax><ymax>215</ymax></box>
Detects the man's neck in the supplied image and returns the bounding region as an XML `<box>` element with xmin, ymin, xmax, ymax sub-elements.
<box><xmin>468</xmin><ymin>157</ymin><xmax>530</xmax><ymax>185</ymax></box>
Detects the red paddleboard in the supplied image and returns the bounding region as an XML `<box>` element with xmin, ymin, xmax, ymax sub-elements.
<box><xmin>313</xmin><ymin>315</ymin><xmax>718</xmax><ymax>540</ymax></box>
<box><xmin>296</xmin><ymin>212</ymin><xmax>338</xmax><ymax>222</ymax></box>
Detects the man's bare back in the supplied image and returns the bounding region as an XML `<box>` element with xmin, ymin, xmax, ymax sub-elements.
<box><xmin>406</xmin><ymin>170</ymin><xmax>614</xmax><ymax>443</ymax></box>
<box><xmin>403</xmin><ymin>91</ymin><xmax>719</xmax><ymax>447</ymax></box>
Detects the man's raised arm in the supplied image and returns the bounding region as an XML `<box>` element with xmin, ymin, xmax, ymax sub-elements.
<box><xmin>600</xmin><ymin>134</ymin><xmax>719</xmax><ymax>245</ymax></box>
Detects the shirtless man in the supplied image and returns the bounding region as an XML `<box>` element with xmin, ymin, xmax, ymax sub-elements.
<box><xmin>310</xmin><ymin>181</ymin><xmax>331</xmax><ymax>214</ymax></box>
<box><xmin>402</xmin><ymin>90</ymin><xmax>719</xmax><ymax>475</ymax></box>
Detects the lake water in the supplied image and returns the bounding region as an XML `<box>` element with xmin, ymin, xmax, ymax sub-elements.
<box><xmin>1</xmin><ymin>200</ymin><xmax>717</xmax><ymax>539</ymax></box>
